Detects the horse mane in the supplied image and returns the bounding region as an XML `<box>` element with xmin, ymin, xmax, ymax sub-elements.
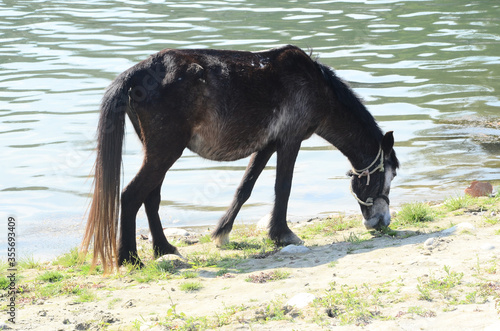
<box><xmin>315</xmin><ymin>61</ymin><xmax>383</xmax><ymax>144</ymax></box>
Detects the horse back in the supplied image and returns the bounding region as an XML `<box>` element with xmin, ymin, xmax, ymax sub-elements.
<box><xmin>123</xmin><ymin>45</ymin><xmax>328</xmax><ymax>161</ymax></box>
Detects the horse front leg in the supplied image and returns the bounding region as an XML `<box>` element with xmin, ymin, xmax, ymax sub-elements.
<box><xmin>212</xmin><ymin>143</ymin><xmax>276</xmax><ymax>246</ymax></box>
<box><xmin>269</xmin><ymin>140</ymin><xmax>304</xmax><ymax>246</ymax></box>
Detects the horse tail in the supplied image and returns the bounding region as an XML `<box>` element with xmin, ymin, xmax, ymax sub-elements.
<box><xmin>81</xmin><ymin>77</ymin><xmax>129</xmax><ymax>273</ymax></box>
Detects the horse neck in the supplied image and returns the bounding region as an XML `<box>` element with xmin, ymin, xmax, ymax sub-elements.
<box><xmin>317</xmin><ymin>107</ymin><xmax>383</xmax><ymax>170</ymax></box>
<box><xmin>315</xmin><ymin>62</ymin><xmax>383</xmax><ymax>169</ymax></box>
<box><xmin>339</xmin><ymin>132</ymin><xmax>382</xmax><ymax>170</ymax></box>
<box><xmin>336</xmin><ymin>129</ymin><xmax>382</xmax><ymax>170</ymax></box>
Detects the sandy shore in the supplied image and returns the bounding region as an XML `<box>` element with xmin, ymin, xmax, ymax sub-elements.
<box><xmin>3</xmin><ymin>197</ymin><xmax>500</xmax><ymax>330</ymax></box>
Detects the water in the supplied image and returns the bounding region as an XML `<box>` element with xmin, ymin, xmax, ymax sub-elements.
<box><xmin>1</xmin><ymin>0</ymin><xmax>499</xmax><ymax>260</ymax></box>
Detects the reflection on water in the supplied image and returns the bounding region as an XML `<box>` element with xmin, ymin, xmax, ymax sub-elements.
<box><xmin>0</xmin><ymin>0</ymin><xmax>499</xmax><ymax>259</ymax></box>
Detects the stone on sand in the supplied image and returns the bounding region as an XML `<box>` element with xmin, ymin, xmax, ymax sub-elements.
<box><xmin>441</xmin><ymin>222</ymin><xmax>475</xmax><ymax>235</ymax></box>
<box><xmin>279</xmin><ymin>244</ymin><xmax>310</xmax><ymax>254</ymax></box>
<box><xmin>464</xmin><ymin>181</ymin><xmax>493</xmax><ymax>197</ymax></box>
<box><xmin>286</xmin><ymin>293</ymin><xmax>316</xmax><ymax>309</ymax></box>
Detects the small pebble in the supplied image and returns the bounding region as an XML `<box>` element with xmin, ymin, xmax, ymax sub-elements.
<box><xmin>424</xmin><ymin>237</ymin><xmax>435</xmax><ymax>247</ymax></box>
<box><xmin>481</xmin><ymin>244</ymin><xmax>495</xmax><ymax>251</ymax></box>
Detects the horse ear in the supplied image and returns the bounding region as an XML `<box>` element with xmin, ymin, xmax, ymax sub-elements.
<box><xmin>381</xmin><ymin>131</ymin><xmax>394</xmax><ymax>155</ymax></box>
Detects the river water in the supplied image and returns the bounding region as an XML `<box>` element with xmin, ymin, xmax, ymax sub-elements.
<box><xmin>1</xmin><ymin>0</ymin><xmax>499</xmax><ymax>259</ymax></box>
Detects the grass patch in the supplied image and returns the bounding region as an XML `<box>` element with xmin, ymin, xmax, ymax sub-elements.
<box><xmin>221</xmin><ymin>237</ymin><xmax>277</xmax><ymax>260</ymax></box>
<box><xmin>393</xmin><ymin>202</ymin><xmax>435</xmax><ymax>227</ymax></box>
<box><xmin>18</xmin><ymin>255</ymin><xmax>42</xmax><ymax>270</ymax></box>
<box><xmin>320</xmin><ymin>283</ymin><xmax>385</xmax><ymax>325</ymax></box>
<box><xmin>199</xmin><ymin>234</ymin><xmax>212</xmax><ymax>244</ymax></box>
<box><xmin>444</xmin><ymin>195</ymin><xmax>475</xmax><ymax>212</ymax></box>
<box><xmin>299</xmin><ymin>215</ymin><xmax>358</xmax><ymax>238</ymax></box>
<box><xmin>254</xmin><ymin>298</ymin><xmax>292</xmax><ymax>322</ymax></box>
<box><xmin>126</xmin><ymin>259</ymin><xmax>177</xmax><ymax>283</ymax></box>
<box><xmin>36</xmin><ymin>279</ymin><xmax>95</xmax><ymax>301</ymax></box>
<box><xmin>406</xmin><ymin>306</ymin><xmax>436</xmax><ymax>318</ymax></box>
<box><xmin>246</xmin><ymin>270</ymin><xmax>290</xmax><ymax>283</ymax></box>
<box><xmin>417</xmin><ymin>265</ymin><xmax>464</xmax><ymax>301</ymax></box>
<box><xmin>38</xmin><ymin>271</ymin><xmax>64</xmax><ymax>283</ymax></box>
<box><xmin>181</xmin><ymin>271</ymin><xmax>199</xmax><ymax>279</ymax></box>
<box><xmin>180</xmin><ymin>281</ymin><xmax>203</xmax><ymax>292</ymax></box>
<box><xmin>444</xmin><ymin>194</ymin><xmax>500</xmax><ymax>214</ymax></box>
<box><xmin>377</xmin><ymin>226</ymin><xmax>398</xmax><ymax>237</ymax></box>
<box><xmin>0</xmin><ymin>276</ymin><xmax>10</xmax><ymax>290</ymax></box>
<box><xmin>188</xmin><ymin>249</ymin><xmax>223</xmax><ymax>268</ymax></box>
<box><xmin>53</xmin><ymin>247</ymin><xmax>81</xmax><ymax>268</ymax></box>
<box><xmin>74</xmin><ymin>288</ymin><xmax>97</xmax><ymax>303</ymax></box>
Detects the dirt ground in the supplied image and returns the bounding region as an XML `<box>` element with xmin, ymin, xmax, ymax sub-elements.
<box><xmin>6</xmin><ymin>199</ymin><xmax>500</xmax><ymax>330</ymax></box>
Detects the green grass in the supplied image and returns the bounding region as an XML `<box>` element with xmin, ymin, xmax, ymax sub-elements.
<box><xmin>392</xmin><ymin>202</ymin><xmax>435</xmax><ymax>228</ymax></box>
<box><xmin>417</xmin><ymin>265</ymin><xmax>464</xmax><ymax>301</ymax></box>
<box><xmin>221</xmin><ymin>237</ymin><xmax>277</xmax><ymax>259</ymax></box>
<box><xmin>320</xmin><ymin>283</ymin><xmax>384</xmax><ymax>325</ymax></box>
<box><xmin>74</xmin><ymin>288</ymin><xmax>97</xmax><ymax>303</ymax></box>
<box><xmin>407</xmin><ymin>306</ymin><xmax>436</xmax><ymax>318</ymax></box>
<box><xmin>181</xmin><ymin>271</ymin><xmax>199</xmax><ymax>279</ymax></box>
<box><xmin>298</xmin><ymin>215</ymin><xmax>358</xmax><ymax>238</ymax></box>
<box><xmin>246</xmin><ymin>270</ymin><xmax>290</xmax><ymax>283</ymax></box>
<box><xmin>199</xmin><ymin>234</ymin><xmax>212</xmax><ymax>244</ymax></box>
<box><xmin>53</xmin><ymin>247</ymin><xmax>81</xmax><ymax>268</ymax></box>
<box><xmin>255</xmin><ymin>298</ymin><xmax>291</xmax><ymax>322</ymax></box>
<box><xmin>443</xmin><ymin>193</ymin><xmax>500</xmax><ymax>213</ymax></box>
<box><xmin>444</xmin><ymin>195</ymin><xmax>475</xmax><ymax>212</ymax></box>
<box><xmin>18</xmin><ymin>255</ymin><xmax>42</xmax><ymax>270</ymax></box>
<box><xmin>38</xmin><ymin>271</ymin><xmax>64</xmax><ymax>283</ymax></box>
<box><xmin>344</xmin><ymin>232</ymin><xmax>366</xmax><ymax>244</ymax></box>
<box><xmin>0</xmin><ymin>276</ymin><xmax>10</xmax><ymax>290</ymax></box>
<box><xmin>180</xmin><ymin>281</ymin><xmax>203</xmax><ymax>292</ymax></box>
<box><xmin>36</xmin><ymin>279</ymin><xmax>96</xmax><ymax>301</ymax></box>
<box><xmin>328</xmin><ymin>261</ymin><xmax>339</xmax><ymax>268</ymax></box>
<box><xmin>126</xmin><ymin>259</ymin><xmax>177</xmax><ymax>283</ymax></box>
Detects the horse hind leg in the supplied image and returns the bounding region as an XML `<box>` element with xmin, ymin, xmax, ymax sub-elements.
<box><xmin>144</xmin><ymin>181</ymin><xmax>184</xmax><ymax>260</ymax></box>
<box><xmin>119</xmin><ymin>145</ymin><xmax>186</xmax><ymax>266</ymax></box>
<box><xmin>269</xmin><ymin>140</ymin><xmax>304</xmax><ymax>246</ymax></box>
<box><xmin>212</xmin><ymin>143</ymin><xmax>276</xmax><ymax>247</ymax></box>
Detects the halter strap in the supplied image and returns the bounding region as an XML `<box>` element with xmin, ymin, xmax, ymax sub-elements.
<box><xmin>350</xmin><ymin>148</ymin><xmax>384</xmax><ymax>186</ymax></box>
<box><xmin>349</xmin><ymin>147</ymin><xmax>387</xmax><ymax>207</ymax></box>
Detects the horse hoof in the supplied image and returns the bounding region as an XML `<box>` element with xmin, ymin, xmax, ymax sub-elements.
<box><xmin>276</xmin><ymin>231</ymin><xmax>304</xmax><ymax>246</ymax></box>
<box><xmin>213</xmin><ymin>233</ymin><xmax>230</xmax><ymax>247</ymax></box>
<box><xmin>173</xmin><ymin>248</ymin><xmax>187</xmax><ymax>261</ymax></box>
<box><xmin>119</xmin><ymin>256</ymin><xmax>144</xmax><ymax>269</ymax></box>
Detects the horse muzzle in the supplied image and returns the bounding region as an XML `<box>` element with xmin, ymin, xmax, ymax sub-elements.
<box><xmin>362</xmin><ymin>209</ymin><xmax>391</xmax><ymax>230</ymax></box>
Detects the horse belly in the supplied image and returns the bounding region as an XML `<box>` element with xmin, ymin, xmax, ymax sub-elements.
<box><xmin>187</xmin><ymin>126</ymin><xmax>271</xmax><ymax>161</ymax></box>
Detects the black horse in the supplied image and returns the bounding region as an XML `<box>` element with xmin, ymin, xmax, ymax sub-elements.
<box><xmin>81</xmin><ymin>45</ymin><xmax>399</xmax><ymax>272</ymax></box>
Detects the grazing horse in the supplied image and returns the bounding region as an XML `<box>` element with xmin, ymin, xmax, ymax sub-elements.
<box><xmin>81</xmin><ymin>45</ymin><xmax>399</xmax><ymax>272</ymax></box>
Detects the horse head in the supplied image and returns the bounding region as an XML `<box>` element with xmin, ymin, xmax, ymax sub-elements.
<box><xmin>348</xmin><ymin>131</ymin><xmax>399</xmax><ymax>230</ymax></box>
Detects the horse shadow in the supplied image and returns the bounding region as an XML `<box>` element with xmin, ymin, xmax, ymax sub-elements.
<box><xmin>173</xmin><ymin>227</ymin><xmax>444</xmax><ymax>279</ymax></box>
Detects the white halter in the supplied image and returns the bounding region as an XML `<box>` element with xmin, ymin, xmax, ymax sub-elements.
<box><xmin>349</xmin><ymin>147</ymin><xmax>386</xmax><ymax>207</ymax></box>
